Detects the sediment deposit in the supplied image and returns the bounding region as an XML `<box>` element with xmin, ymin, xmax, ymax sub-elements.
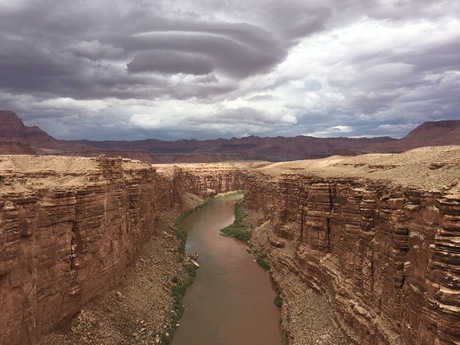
<box><xmin>244</xmin><ymin>146</ymin><xmax>460</xmax><ymax>345</ymax></box>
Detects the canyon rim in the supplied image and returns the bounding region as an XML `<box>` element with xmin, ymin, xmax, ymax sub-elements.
<box><xmin>0</xmin><ymin>146</ymin><xmax>459</xmax><ymax>344</ymax></box>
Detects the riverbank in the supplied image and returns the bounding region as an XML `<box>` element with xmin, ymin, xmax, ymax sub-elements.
<box><xmin>170</xmin><ymin>193</ymin><xmax>283</xmax><ymax>345</ymax></box>
<box><xmin>222</xmin><ymin>200</ymin><xmax>349</xmax><ymax>345</ymax></box>
<box><xmin>36</xmin><ymin>192</ymin><xmax>248</xmax><ymax>345</ymax></box>
<box><xmin>248</xmin><ymin>213</ymin><xmax>350</xmax><ymax>345</ymax></box>
<box><xmin>36</xmin><ymin>209</ymin><xmax>200</xmax><ymax>345</ymax></box>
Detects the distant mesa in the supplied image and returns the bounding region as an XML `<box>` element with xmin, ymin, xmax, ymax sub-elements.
<box><xmin>394</xmin><ymin>120</ymin><xmax>460</xmax><ymax>147</ymax></box>
<box><xmin>0</xmin><ymin>110</ymin><xmax>93</xmax><ymax>154</ymax></box>
<box><xmin>369</xmin><ymin>120</ymin><xmax>460</xmax><ymax>153</ymax></box>
<box><xmin>1</xmin><ymin>110</ymin><xmax>459</xmax><ymax>162</ymax></box>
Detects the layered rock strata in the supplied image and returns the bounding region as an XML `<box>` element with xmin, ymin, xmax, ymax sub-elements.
<box><xmin>0</xmin><ymin>156</ymin><xmax>243</xmax><ymax>345</ymax></box>
<box><xmin>0</xmin><ymin>156</ymin><xmax>165</xmax><ymax>345</ymax></box>
<box><xmin>1</xmin><ymin>147</ymin><xmax>459</xmax><ymax>345</ymax></box>
<box><xmin>153</xmin><ymin>162</ymin><xmax>247</xmax><ymax>199</ymax></box>
<box><xmin>244</xmin><ymin>147</ymin><xmax>460</xmax><ymax>345</ymax></box>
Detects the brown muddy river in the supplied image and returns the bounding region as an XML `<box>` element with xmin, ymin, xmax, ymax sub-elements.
<box><xmin>170</xmin><ymin>195</ymin><xmax>283</xmax><ymax>345</ymax></box>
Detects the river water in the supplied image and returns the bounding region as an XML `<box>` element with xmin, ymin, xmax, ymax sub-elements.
<box><xmin>170</xmin><ymin>195</ymin><xmax>283</xmax><ymax>345</ymax></box>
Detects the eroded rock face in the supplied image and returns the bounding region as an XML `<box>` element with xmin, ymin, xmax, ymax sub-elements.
<box><xmin>1</xmin><ymin>150</ymin><xmax>458</xmax><ymax>345</ymax></box>
<box><xmin>0</xmin><ymin>157</ymin><xmax>160</xmax><ymax>345</ymax></box>
<box><xmin>244</xmin><ymin>172</ymin><xmax>460</xmax><ymax>344</ymax></box>
<box><xmin>170</xmin><ymin>166</ymin><xmax>244</xmax><ymax>198</ymax></box>
<box><xmin>0</xmin><ymin>156</ymin><xmax>243</xmax><ymax>345</ymax></box>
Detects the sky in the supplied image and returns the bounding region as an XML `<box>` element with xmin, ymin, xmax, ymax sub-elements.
<box><xmin>0</xmin><ymin>0</ymin><xmax>459</xmax><ymax>141</ymax></box>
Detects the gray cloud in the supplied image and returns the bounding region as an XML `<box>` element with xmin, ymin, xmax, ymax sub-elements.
<box><xmin>127</xmin><ymin>50</ymin><xmax>214</xmax><ymax>75</ymax></box>
<box><xmin>0</xmin><ymin>0</ymin><xmax>287</xmax><ymax>99</ymax></box>
<box><xmin>68</xmin><ymin>40</ymin><xmax>125</xmax><ymax>61</ymax></box>
<box><xmin>0</xmin><ymin>0</ymin><xmax>459</xmax><ymax>140</ymax></box>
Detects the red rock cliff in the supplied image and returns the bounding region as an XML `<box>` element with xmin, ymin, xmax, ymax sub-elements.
<box><xmin>0</xmin><ymin>156</ymin><xmax>243</xmax><ymax>345</ymax></box>
<box><xmin>0</xmin><ymin>156</ymin><xmax>168</xmax><ymax>344</ymax></box>
<box><xmin>163</xmin><ymin>163</ymin><xmax>245</xmax><ymax>199</ymax></box>
<box><xmin>1</xmin><ymin>149</ymin><xmax>458</xmax><ymax>345</ymax></box>
<box><xmin>244</xmin><ymin>147</ymin><xmax>460</xmax><ymax>345</ymax></box>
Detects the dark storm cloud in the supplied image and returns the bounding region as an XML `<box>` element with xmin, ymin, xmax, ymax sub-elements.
<box><xmin>0</xmin><ymin>0</ymin><xmax>288</xmax><ymax>100</ymax></box>
<box><xmin>124</xmin><ymin>31</ymin><xmax>284</xmax><ymax>78</ymax></box>
<box><xmin>68</xmin><ymin>40</ymin><xmax>125</xmax><ymax>61</ymax></box>
<box><xmin>0</xmin><ymin>0</ymin><xmax>459</xmax><ymax>140</ymax></box>
<box><xmin>127</xmin><ymin>51</ymin><xmax>214</xmax><ymax>75</ymax></box>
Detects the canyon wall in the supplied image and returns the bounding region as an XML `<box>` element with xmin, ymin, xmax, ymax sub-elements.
<box><xmin>1</xmin><ymin>149</ymin><xmax>458</xmax><ymax>345</ymax></box>
<box><xmin>166</xmin><ymin>163</ymin><xmax>245</xmax><ymax>199</ymax></box>
<box><xmin>243</xmin><ymin>150</ymin><xmax>460</xmax><ymax>345</ymax></box>
<box><xmin>0</xmin><ymin>156</ymin><xmax>242</xmax><ymax>345</ymax></box>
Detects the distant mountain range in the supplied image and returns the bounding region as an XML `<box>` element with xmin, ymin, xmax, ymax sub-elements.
<box><xmin>1</xmin><ymin>110</ymin><xmax>459</xmax><ymax>162</ymax></box>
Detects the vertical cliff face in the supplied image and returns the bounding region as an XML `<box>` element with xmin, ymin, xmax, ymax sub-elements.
<box><xmin>0</xmin><ymin>156</ymin><xmax>245</xmax><ymax>345</ymax></box>
<box><xmin>174</xmin><ymin>167</ymin><xmax>244</xmax><ymax>198</ymax></box>
<box><xmin>1</xmin><ymin>149</ymin><xmax>458</xmax><ymax>345</ymax></box>
<box><xmin>0</xmin><ymin>156</ymin><xmax>164</xmax><ymax>345</ymax></box>
<box><xmin>154</xmin><ymin>163</ymin><xmax>245</xmax><ymax>200</ymax></box>
<box><xmin>244</xmin><ymin>149</ymin><xmax>460</xmax><ymax>345</ymax></box>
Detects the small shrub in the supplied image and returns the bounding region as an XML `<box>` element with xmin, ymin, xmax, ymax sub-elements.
<box><xmin>255</xmin><ymin>255</ymin><xmax>270</xmax><ymax>271</ymax></box>
<box><xmin>274</xmin><ymin>293</ymin><xmax>282</xmax><ymax>308</ymax></box>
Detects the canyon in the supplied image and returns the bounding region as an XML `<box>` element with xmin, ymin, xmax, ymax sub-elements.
<box><xmin>0</xmin><ymin>155</ymin><xmax>244</xmax><ymax>345</ymax></box>
<box><xmin>1</xmin><ymin>147</ymin><xmax>459</xmax><ymax>344</ymax></box>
